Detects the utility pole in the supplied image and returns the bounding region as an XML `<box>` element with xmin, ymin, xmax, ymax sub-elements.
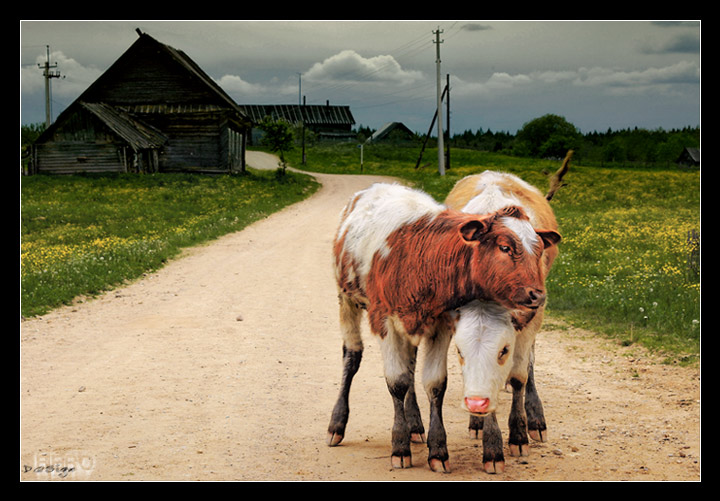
<box><xmin>301</xmin><ymin>95</ymin><xmax>307</xmax><ymax>165</ymax></box>
<box><xmin>415</xmin><ymin>84</ymin><xmax>448</xmax><ymax>170</ymax></box>
<box><xmin>38</xmin><ymin>45</ymin><xmax>62</xmax><ymax>127</ymax></box>
<box><xmin>297</xmin><ymin>73</ymin><xmax>302</xmax><ymax>106</ymax></box>
<box><xmin>446</xmin><ymin>73</ymin><xmax>451</xmax><ymax>170</ymax></box>
<box><xmin>433</xmin><ymin>28</ymin><xmax>445</xmax><ymax>176</ymax></box>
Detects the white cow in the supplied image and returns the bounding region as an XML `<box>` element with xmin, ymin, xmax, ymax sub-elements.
<box><xmin>445</xmin><ymin>169</ymin><xmax>565</xmax><ymax>473</ymax></box>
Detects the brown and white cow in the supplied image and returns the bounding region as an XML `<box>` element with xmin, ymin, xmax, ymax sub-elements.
<box><xmin>326</xmin><ymin>183</ymin><xmax>560</xmax><ymax>472</ymax></box>
<box><xmin>445</xmin><ymin>170</ymin><xmax>562</xmax><ymax>473</ymax></box>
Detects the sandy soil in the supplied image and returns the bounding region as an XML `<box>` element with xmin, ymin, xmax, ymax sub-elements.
<box><xmin>20</xmin><ymin>151</ymin><xmax>700</xmax><ymax>481</ymax></box>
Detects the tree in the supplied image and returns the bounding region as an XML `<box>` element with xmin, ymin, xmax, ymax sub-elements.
<box><xmin>516</xmin><ymin>114</ymin><xmax>580</xmax><ymax>158</ymax></box>
<box><xmin>258</xmin><ymin>116</ymin><xmax>295</xmax><ymax>174</ymax></box>
<box><xmin>602</xmin><ymin>138</ymin><xmax>627</xmax><ymax>165</ymax></box>
<box><xmin>21</xmin><ymin>123</ymin><xmax>46</xmax><ymax>152</ymax></box>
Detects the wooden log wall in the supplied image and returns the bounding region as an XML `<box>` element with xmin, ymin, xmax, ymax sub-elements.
<box><xmin>34</xmin><ymin>141</ymin><xmax>128</xmax><ymax>175</ymax></box>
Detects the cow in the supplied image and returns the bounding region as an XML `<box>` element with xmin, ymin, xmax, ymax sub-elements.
<box><xmin>444</xmin><ymin>165</ymin><xmax>566</xmax><ymax>473</ymax></box>
<box><xmin>326</xmin><ymin>183</ymin><xmax>561</xmax><ymax>472</ymax></box>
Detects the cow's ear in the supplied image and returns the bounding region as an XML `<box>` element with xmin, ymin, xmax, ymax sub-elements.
<box><xmin>537</xmin><ymin>230</ymin><xmax>561</xmax><ymax>249</ymax></box>
<box><xmin>460</xmin><ymin>218</ymin><xmax>491</xmax><ymax>242</ymax></box>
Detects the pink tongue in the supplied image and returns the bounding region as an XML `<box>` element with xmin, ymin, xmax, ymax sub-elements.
<box><xmin>465</xmin><ymin>397</ymin><xmax>490</xmax><ymax>414</ymax></box>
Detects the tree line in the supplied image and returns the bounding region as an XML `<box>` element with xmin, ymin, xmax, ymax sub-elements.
<box><xmin>22</xmin><ymin>113</ymin><xmax>700</xmax><ymax>171</ymax></box>
<box><xmin>357</xmin><ymin>114</ymin><xmax>700</xmax><ymax>168</ymax></box>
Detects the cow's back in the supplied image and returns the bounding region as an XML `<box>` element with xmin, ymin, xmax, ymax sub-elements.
<box><xmin>334</xmin><ymin>183</ymin><xmax>444</xmax><ymax>300</ymax></box>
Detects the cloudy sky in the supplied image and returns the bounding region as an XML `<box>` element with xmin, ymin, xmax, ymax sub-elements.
<box><xmin>20</xmin><ymin>20</ymin><xmax>701</xmax><ymax>135</ymax></box>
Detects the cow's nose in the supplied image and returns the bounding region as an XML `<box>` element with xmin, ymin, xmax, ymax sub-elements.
<box><xmin>525</xmin><ymin>288</ymin><xmax>546</xmax><ymax>308</ymax></box>
<box><xmin>465</xmin><ymin>396</ymin><xmax>490</xmax><ymax>414</ymax></box>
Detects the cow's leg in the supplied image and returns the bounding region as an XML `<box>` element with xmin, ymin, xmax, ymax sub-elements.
<box><xmin>481</xmin><ymin>411</ymin><xmax>505</xmax><ymax>474</ymax></box>
<box><xmin>327</xmin><ymin>295</ymin><xmax>364</xmax><ymax>447</ymax></box>
<box><xmin>507</xmin><ymin>377</ymin><xmax>530</xmax><ymax>457</ymax></box>
<box><xmin>379</xmin><ymin>322</ymin><xmax>416</xmax><ymax>468</ymax></box>
<box><xmin>422</xmin><ymin>324</ymin><xmax>452</xmax><ymax>472</ymax></box>
<box><xmin>507</xmin><ymin>324</ymin><xmax>534</xmax><ymax>458</ymax></box>
<box><xmin>525</xmin><ymin>345</ymin><xmax>547</xmax><ymax>442</ymax></box>
<box><xmin>403</xmin><ymin>348</ymin><xmax>426</xmax><ymax>444</ymax></box>
<box><xmin>468</xmin><ymin>409</ymin><xmax>507</xmax><ymax>473</ymax></box>
<box><xmin>468</xmin><ymin>413</ymin><xmax>483</xmax><ymax>439</ymax></box>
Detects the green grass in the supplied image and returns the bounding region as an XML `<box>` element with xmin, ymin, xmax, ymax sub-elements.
<box><xmin>20</xmin><ymin>168</ymin><xmax>320</xmax><ymax>317</ymax></box>
<box><xmin>285</xmin><ymin>143</ymin><xmax>700</xmax><ymax>363</ymax></box>
<box><xmin>20</xmin><ymin>143</ymin><xmax>701</xmax><ymax>363</ymax></box>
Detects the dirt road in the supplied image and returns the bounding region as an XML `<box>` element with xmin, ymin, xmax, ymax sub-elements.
<box><xmin>20</xmin><ymin>152</ymin><xmax>700</xmax><ymax>481</ymax></box>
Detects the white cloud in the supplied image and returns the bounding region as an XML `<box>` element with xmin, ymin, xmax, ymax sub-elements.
<box><xmin>485</xmin><ymin>72</ymin><xmax>532</xmax><ymax>89</ymax></box>
<box><xmin>21</xmin><ymin>51</ymin><xmax>103</xmax><ymax>98</ymax></box>
<box><xmin>303</xmin><ymin>49</ymin><xmax>423</xmax><ymax>85</ymax></box>
<box><xmin>214</xmin><ymin>74</ymin><xmax>299</xmax><ymax>103</ymax></box>
<box><xmin>572</xmin><ymin>61</ymin><xmax>699</xmax><ymax>89</ymax></box>
<box><xmin>452</xmin><ymin>71</ymin><xmax>532</xmax><ymax>97</ymax></box>
<box><xmin>532</xmin><ymin>70</ymin><xmax>578</xmax><ymax>84</ymax></box>
<box><xmin>215</xmin><ymin>74</ymin><xmax>267</xmax><ymax>95</ymax></box>
<box><xmin>453</xmin><ymin>61</ymin><xmax>699</xmax><ymax>98</ymax></box>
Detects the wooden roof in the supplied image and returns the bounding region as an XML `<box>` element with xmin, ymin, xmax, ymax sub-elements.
<box><xmin>238</xmin><ymin>104</ymin><xmax>355</xmax><ymax>127</ymax></box>
<box><xmin>80</xmin><ymin>102</ymin><xmax>168</xmax><ymax>150</ymax></box>
<box><xmin>35</xmin><ymin>30</ymin><xmax>251</xmax><ymax>145</ymax></box>
<box><xmin>367</xmin><ymin>122</ymin><xmax>415</xmax><ymax>143</ymax></box>
<box><xmin>80</xmin><ymin>31</ymin><xmax>249</xmax><ymax>118</ymax></box>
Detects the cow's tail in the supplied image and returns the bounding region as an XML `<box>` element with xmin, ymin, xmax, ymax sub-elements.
<box><xmin>545</xmin><ymin>149</ymin><xmax>573</xmax><ymax>201</ymax></box>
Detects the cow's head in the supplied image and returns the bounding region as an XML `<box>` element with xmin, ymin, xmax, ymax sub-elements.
<box><xmin>459</xmin><ymin>206</ymin><xmax>561</xmax><ymax>312</ymax></box>
<box><xmin>452</xmin><ymin>301</ymin><xmax>516</xmax><ymax>416</ymax></box>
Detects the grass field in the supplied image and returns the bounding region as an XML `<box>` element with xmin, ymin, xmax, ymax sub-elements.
<box><xmin>285</xmin><ymin>143</ymin><xmax>701</xmax><ymax>363</ymax></box>
<box><xmin>21</xmin><ymin>145</ymin><xmax>700</xmax><ymax>362</ymax></box>
<box><xmin>20</xmin><ymin>168</ymin><xmax>319</xmax><ymax>318</ymax></box>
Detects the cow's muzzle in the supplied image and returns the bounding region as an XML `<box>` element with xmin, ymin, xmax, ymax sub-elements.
<box><xmin>464</xmin><ymin>396</ymin><xmax>492</xmax><ymax>415</ymax></box>
<box><xmin>517</xmin><ymin>288</ymin><xmax>546</xmax><ymax>310</ymax></box>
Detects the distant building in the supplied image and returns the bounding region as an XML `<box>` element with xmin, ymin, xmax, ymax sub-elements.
<box><xmin>29</xmin><ymin>30</ymin><xmax>252</xmax><ymax>175</ymax></box>
<box><xmin>366</xmin><ymin>122</ymin><xmax>416</xmax><ymax>143</ymax></box>
<box><xmin>238</xmin><ymin>103</ymin><xmax>356</xmax><ymax>143</ymax></box>
<box><xmin>676</xmin><ymin>147</ymin><xmax>700</xmax><ymax>168</ymax></box>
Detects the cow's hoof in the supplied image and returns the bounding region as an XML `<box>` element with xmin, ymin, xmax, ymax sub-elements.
<box><xmin>483</xmin><ymin>459</ymin><xmax>505</xmax><ymax>474</ymax></box>
<box><xmin>509</xmin><ymin>443</ymin><xmax>529</xmax><ymax>457</ymax></box>
<box><xmin>391</xmin><ymin>454</ymin><xmax>412</xmax><ymax>469</ymax></box>
<box><xmin>429</xmin><ymin>457</ymin><xmax>450</xmax><ymax>473</ymax></box>
<box><xmin>529</xmin><ymin>429</ymin><xmax>547</xmax><ymax>442</ymax></box>
<box><xmin>326</xmin><ymin>432</ymin><xmax>343</xmax><ymax>447</ymax></box>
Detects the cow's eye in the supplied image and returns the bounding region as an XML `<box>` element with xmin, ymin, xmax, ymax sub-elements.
<box><xmin>498</xmin><ymin>345</ymin><xmax>510</xmax><ymax>364</ymax></box>
<box><xmin>456</xmin><ymin>346</ymin><xmax>465</xmax><ymax>365</ymax></box>
<box><xmin>499</xmin><ymin>245</ymin><xmax>512</xmax><ymax>255</ymax></box>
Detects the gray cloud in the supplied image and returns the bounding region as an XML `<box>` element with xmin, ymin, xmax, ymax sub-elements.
<box><xmin>21</xmin><ymin>20</ymin><xmax>701</xmax><ymax>133</ymax></box>
<box><xmin>460</xmin><ymin>23</ymin><xmax>493</xmax><ymax>32</ymax></box>
<box><xmin>640</xmin><ymin>33</ymin><xmax>700</xmax><ymax>54</ymax></box>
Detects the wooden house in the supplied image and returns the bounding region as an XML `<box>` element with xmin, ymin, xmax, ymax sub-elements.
<box><xmin>238</xmin><ymin>102</ymin><xmax>356</xmax><ymax>143</ymax></box>
<box><xmin>29</xmin><ymin>30</ymin><xmax>252</xmax><ymax>175</ymax></box>
<box><xmin>676</xmin><ymin>147</ymin><xmax>700</xmax><ymax>168</ymax></box>
<box><xmin>366</xmin><ymin>122</ymin><xmax>416</xmax><ymax>143</ymax></box>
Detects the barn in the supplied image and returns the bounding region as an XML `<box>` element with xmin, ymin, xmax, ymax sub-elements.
<box><xmin>28</xmin><ymin>30</ymin><xmax>252</xmax><ymax>175</ymax></box>
<box><xmin>365</xmin><ymin>122</ymin><xmax>416</xmax><ymax>143</ymax></box>
<box><xmin>676</xmin><ymin>147</ymin><xmax>700</xmax><ymax>168</ymax></box>
<box><xmin>238</xmin><ymin>102</ymin><xmax>356</xmax><ymax>143</ymax></box>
